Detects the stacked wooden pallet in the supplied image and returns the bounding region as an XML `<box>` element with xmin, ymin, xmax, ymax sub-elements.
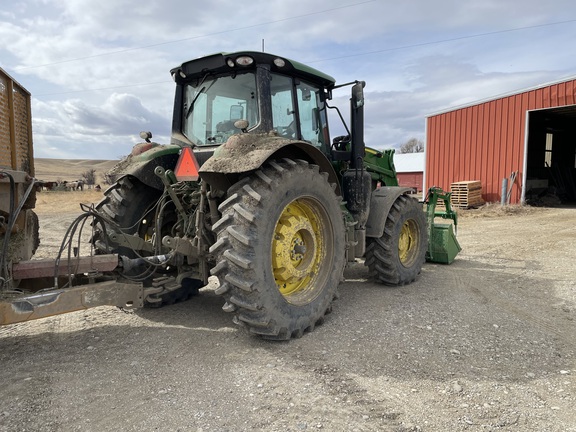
<box><xmin>450</xmin><ymin>181</ymin><xmax>485</xmax><ymax>209</ymax></box>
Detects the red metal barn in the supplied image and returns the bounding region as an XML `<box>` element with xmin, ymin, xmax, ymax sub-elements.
<box><xmin>394</xmin><ymin>153</ymin><xmax>424</xmax><ymax>192</ymax></box>
<box><xmin>425</xmin><ymin>77</ymin><xmax>576</xmax><ymax>205</ymax></box>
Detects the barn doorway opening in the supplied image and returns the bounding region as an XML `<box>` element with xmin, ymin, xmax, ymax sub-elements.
<box><xmin>525</xmin><ymin>105</ymin><xmax>576</xmax><ymax>205</ymax></box>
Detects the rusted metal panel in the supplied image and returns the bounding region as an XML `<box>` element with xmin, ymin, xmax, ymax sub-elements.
<box><xmin>0</xmin><ymin>68</ymin><xmax>33</xmax><ymax>174</ymax></box>
<box><xmin>1</xmin><ymin>69</ymin><xmax>37</xmax><ymax>267</ymax></box>
<box><xmin>12</xmin><ymin>254</ymin><xmax>119</xmax><ymax>280</ymax></box>
<box><xmin>426</xmin><ymin>77</ymin><xmax>576</xmax><ymax>204</ymax></box>
<box><xmin>0</xmin><ymin>280</ymin><xmax>144</xmax><ymax>326</ymax></box>
<box><xmin>0</xmin><ymin>74</ymin><xmax>12</xmax><ymax>168</ymax></box>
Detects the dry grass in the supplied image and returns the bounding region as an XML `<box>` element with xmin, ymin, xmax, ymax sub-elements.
<box><xmin>34</xmin><ymin>158</ymin><xmax>118</xmax><ymax>183</ymax></box>
<box><xmin>35</xmin><ymin>190</ymin><xmax>104</xmax><ymax>215</ymax></box>
<box><xmin>457</xmin><ymin>202</ymin><xmax>544</xmax><ymax>218</ymax></box>
<box><xmin>33</xmin><ymin>158</ymin><xmax>113</xmax><ymax>215</ymax></box>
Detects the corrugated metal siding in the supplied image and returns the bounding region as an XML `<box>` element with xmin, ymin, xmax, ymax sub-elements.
<box><xmin>0</xmin><ymin>73</ymin><xmax>11</xmax><ymax>168</ymax></box>
<box><xmin>426</xmin><ymin>78</ymin><xmax>576</xmax><ymax>204</ymax></box>
<box><xmin>0</xmin><ymin>68</ymin><xmax>34</xmax><ymax>174</ymax></box>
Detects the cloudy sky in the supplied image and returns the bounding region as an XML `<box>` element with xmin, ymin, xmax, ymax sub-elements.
<box><xmin>2</xmin><ymin>0</ymin><xmax>576</xmax><ymax>160</ymax></box>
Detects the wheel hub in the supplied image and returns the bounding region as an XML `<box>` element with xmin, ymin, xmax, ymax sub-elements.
<box><xmin>399</xmin><ymin>219</ymin><xmax>419</xmax><ymax>266</ymax></box>
<box><xmin>272</xmin><ymin>200</ymin><xmax>324</xmax><ymax>298</ymax></box>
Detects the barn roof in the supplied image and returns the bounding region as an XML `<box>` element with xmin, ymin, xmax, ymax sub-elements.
<box><xmin>394</xmin><ymin>152</ymin><xmax>425</xmax><ymax>173</ymax></box>
<box><xmin>427</xmin><ymin>74</ymin><xmax>576</xmax><ymax>117</ymax></box>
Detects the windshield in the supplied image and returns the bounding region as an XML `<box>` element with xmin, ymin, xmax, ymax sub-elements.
<box><xmin>182</xmin><ymin>72</ymin><xmax>258</xmax><ymax>145</ymax></box>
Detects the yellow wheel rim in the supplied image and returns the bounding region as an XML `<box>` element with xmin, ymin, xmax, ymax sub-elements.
<box><xmin>398</xmin><ymin>219</ymin><xmax>420</xmax><ymax>267</ymax></box>
<box><xmin>272</xmin><ymin>198</ymin><xmax>327</xmax><ymax>305</ymax></box>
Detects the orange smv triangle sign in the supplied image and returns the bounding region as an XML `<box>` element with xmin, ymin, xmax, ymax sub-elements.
<box><xmin>174</xmin><ymin>147</ymin><xmax>200</xmax><ymax>181</ymax></box>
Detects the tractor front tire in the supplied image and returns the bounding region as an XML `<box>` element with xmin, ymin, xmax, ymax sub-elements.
<box><xmin>210</xmin><ymin>159</ymin><xmax>346</xmax><ymax>340</ymax></box>
<box><xmin>365</xmin><ymin>194</ymin><xmax>427</xmax><ymax>285</ymax></box>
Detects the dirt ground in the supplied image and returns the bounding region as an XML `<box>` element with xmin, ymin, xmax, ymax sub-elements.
<box><xmin>0</xmin><ymin>191</ymin><xmax>575</xmax><ymax>432</ymax></box>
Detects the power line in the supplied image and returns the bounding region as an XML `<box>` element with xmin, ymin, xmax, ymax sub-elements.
<box><xmin>306</xmin><ymin>18</ymin><xmax>576</xmax><ymax>64</ymax></box>
<box><xmin>15</xmin><ymin>0</ymin><xmax>376</xmax><ymax>71</ymax></box>
<box><xmin>34</xmin><ymin>80</ymin><xmax>172</xmax><ymax>96</ymax></box>
<box><xmin>30</xmin><ymin>17</ymin><xmax>576</xmax><ymax>97</ymax></box>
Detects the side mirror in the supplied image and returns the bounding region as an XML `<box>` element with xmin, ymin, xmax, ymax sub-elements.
<box><xmin>234</xmin><ymin>119</ymin><xmax>249</xmax><ymax>132</ymax></box>
<box><xmin>139</xmin><ymin>131</ymin><xmax>152</xmax><ymax>143</ymax></box>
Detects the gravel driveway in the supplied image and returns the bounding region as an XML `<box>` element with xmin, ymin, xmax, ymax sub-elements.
<box><xmin>0</xmin><ymin>204</ymin><xmax>574</xmax><ymax>431</ymax></box>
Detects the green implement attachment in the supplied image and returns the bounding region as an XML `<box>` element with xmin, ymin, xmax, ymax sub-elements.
<box><xmin>425</xmin><ymin>187</ymin><xmax>462</xmax><ymax>264</ymax></box>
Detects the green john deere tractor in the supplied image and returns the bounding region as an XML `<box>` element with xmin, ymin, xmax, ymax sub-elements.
<box><xmin>93</xmin><ymin>51</ymin><xmax>460</xmax><ymax>339</ymax></box>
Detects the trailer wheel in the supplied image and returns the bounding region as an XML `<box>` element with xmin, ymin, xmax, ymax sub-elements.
<box><xmin>365</xmin><ymin>194</ymin><xmax>427</xmax><ymax>285</ymax></box>
<box><xmin>93</xmin><ymin>175</ymin><xmax>201</xmax><ymax>303</ymax></box>
<box><xmin>210</xmin><ymin>159</ymin><xmax>346</xmax><ymax>340</ymax></box>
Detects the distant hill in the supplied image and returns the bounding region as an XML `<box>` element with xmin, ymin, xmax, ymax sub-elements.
<box><xmin>34</xmin><ymin>158</ymin><xmax>119</xmax><ymax>182</ymax></box>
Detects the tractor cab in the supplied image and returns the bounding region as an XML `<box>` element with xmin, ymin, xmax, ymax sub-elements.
<box><xmin>169</xmin><ymin>52</ymin><xmax>336</xmax><ymax>157</ymax></box>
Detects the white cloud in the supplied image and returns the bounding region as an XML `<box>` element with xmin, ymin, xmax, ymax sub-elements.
<box><xmin>31</xmin><ymin>93</ymin><xmax>170</xmax><ymax>158</ymax></box>
<box><xmin>1</xmin><ymin>0</ymin><xmax>576</xmax><ymax>158</ymax></box>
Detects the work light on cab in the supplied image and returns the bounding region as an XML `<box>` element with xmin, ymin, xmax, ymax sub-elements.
<box><xmin>235</xmin><ymin>56</ymin><xmax>254</xmax><ymax>66</ymax></box>
<box><xmin>273</xmin><ymin>58</ymin><xmax>286</xmax><ymax>67</ymax></box>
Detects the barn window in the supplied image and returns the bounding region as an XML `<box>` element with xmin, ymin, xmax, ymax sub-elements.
<box><xmin>544</xmin><ymin>133</ymin><xmax>553</xmax><ymax>167</ymax></box>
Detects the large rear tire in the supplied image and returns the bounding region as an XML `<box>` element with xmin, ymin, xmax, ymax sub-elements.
<box><xmin>365</xmin><ymin>194</ymin><xmax>427</xmax><ymax>285</ymax></box>
<box><xmin>210</xmin><ymin>159</ymin><xmax>346</xmax><ymax>340</ymax></box>
<box><xmin>93</xmin><ymin>176</ymin><xmax>162</xmax><ymax>258</ymax></box>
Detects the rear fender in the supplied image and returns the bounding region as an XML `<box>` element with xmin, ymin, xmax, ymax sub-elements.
<box><xmin>199</xmin><ymin>133</ymin><xmax>340</xmax><ymax>194</ymax></box>
<box><xmin>365</xmin><ymin>187</ymin><xmax>415</xmax><ymax>238</ymax></box>
<box><xmin>107</xmin><ymin>143</ymin><xmax>182</xmax><ymax>191</ymax></box>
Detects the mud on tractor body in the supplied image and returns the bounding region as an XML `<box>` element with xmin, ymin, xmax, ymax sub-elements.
<box><xmin>0</xmin><ymin>52</ymin><xmax>460</xmax><ymax>339</ymax></box>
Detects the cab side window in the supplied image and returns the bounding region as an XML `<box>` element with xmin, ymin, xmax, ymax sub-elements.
<box><xmin>270</xmin><ymin>74</ymin><xmax>329</xmax><ymax>150</ymax></box>
<box><xmin>296</xmin><ymin>82</ymin><xmax>329</xmax><ymax>151</ymax></box>
<box><xmin>271</xmin><ymin>74</ymin><xmax>296</xmax><ymax>138</ymax></box>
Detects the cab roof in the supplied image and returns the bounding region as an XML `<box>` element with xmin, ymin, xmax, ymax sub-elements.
<box><xmin>172</xmin><ymin>51</ymin><xmax>336</xmax><ymax>90</ymax></box>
